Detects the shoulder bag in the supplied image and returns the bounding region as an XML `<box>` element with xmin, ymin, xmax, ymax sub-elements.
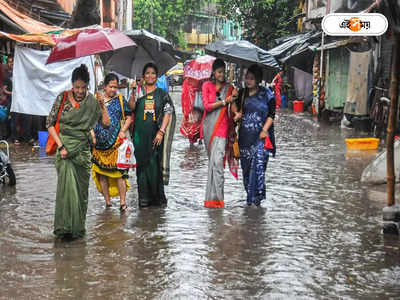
<box><xmin>46</xmin><ymin>91</ymin><xmax>67</xmax><ymax>155</ymax></box>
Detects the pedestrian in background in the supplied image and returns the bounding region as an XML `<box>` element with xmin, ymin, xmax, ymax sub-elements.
<box><xmin>47</xmin><ymin>64</ymin><xmax>110</xmax><ymax>239</ymax></box>
<box><xmin>180</xmin><ymin>77</ymin><xmax>202</xmax><ymax>146</ymax></box>
<box><xmin>129</xmin><ymin>63</ymin><xmax>175</xmax><ymax>208</ymax></box>
<box><xmin>272</xmin><ymin>69</ymin><xmax>283</xmax><ymax>109</ymax></box>
<box><xmin>201</xmin><ymin>58</ymin><xmax>239</xmax><ymax>208</ymax></box>
<box><xmin>235</xmin><ymin>64</ymin><xmax>276</xmax><ymax>207</ymax></box>
<box><xmin>2</xmin><ymin>56</ymin><xmax>18</xmax><ymax>143</ymax></box>
<box><xmin>91</xmin><ymin>73</ymin><xmax>132</xmax><ymax>212</ymax></box>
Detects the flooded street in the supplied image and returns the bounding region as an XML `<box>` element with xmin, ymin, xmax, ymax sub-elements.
<box><xmin>1</xmin><ymin>89</ymin><xmax>399</xmax><ymax>299</ymax></box>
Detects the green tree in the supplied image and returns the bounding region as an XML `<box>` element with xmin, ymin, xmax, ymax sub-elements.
<box><xmin>133</xmin><ymin>0</ymin><xmax>204</xmax><ymax>48</ymax></box>
<box><xmin>217</xmin><ymin>0</ymin><xmax>299</xmax><ymax>49</ymax></box>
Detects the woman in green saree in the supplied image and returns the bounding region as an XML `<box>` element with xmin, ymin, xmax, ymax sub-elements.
<box><xmin>47</xmin><ymin>64</ymin><xmax>110</xmax><ymax>239</ymax></box>
<box><xmin>128</xmin><ymin>63</ymin><xmax>175</xmax><ymax>208</ymax></box>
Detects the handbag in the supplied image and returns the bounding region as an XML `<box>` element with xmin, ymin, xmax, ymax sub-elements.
<box><xmin>46</xmin><ymin>91</ymin><xmax>67</xmax><ymax>155</ymax></box>
<box><xmin>232</xmin><ymin>89</ymin><xmax>246</xmax><ymax>159</ymax></box>
<box><xmin>0</xmin><ymin>105</ymin><xmax>8</xmax><ymax>122</ymax></box>
<box><xmin>233</xmin><ymin>135</ymin><xmax>240</xmax><ymax>158</ymax></box>
<box><xmin>193</xmin><ymin>91</ymin><xmax>204</xmax><ymax>111</ymax></box>
<box><xmin>119</xmin><ymin>94</ymin><xmax>131</xmax><ymax>141</ymax></box>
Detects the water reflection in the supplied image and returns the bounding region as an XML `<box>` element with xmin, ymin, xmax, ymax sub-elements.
<box><xmin>54</xmin><ymin>240</ymin><xmax>89</xmax><ymax>299</ymax></box>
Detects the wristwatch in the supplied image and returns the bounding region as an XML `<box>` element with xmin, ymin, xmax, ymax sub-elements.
<box><xmin>58</xmin><ymin>144</ymin><xmax>65</xmax><ymax>151</ymax></box>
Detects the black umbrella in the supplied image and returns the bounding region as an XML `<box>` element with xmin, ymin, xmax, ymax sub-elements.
<box><xmin>205</xmin><ymin>40</ymin><xmax>280</xmax><ymax>70</ymax></box>
<box><xmin>104</xmin><ymin>29</ymin><xmax>177</xmax><ymax>78</ymax></box>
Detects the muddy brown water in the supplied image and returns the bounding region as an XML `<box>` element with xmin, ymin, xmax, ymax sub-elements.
<box><xmin>0</xmin><ymin>90</ymin><xmax>399</xmax><ymax>299</ymax></box>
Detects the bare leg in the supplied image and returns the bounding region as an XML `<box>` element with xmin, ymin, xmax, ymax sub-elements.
<box><xmin>98</xmin><ymin>174</ymin><xmax>111</xmax><ymax>207</ymax></box>
<box><xmin>117</xmin><ymin>177</ymin><xmax>127</xmax><ymax>211</ymax></box>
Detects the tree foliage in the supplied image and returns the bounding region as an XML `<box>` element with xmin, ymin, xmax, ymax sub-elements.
<box><xmin>217</xmin><ymin>0</ymin><xmax>299</xmax><ymax>49</ymax></box>
<box><xmin>133</xmin><ymin>0</ymin><xmax>205</xmax><ymax>48</ymax></box>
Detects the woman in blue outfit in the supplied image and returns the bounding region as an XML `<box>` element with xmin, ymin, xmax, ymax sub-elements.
<box><xmin>234</xmin><ymin>64</ymin><xmax>276</xmax><ymax>207</ymax></box>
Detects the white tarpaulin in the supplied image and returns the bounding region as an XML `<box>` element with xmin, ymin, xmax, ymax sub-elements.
<box><xmin>11</xmin><ymin>46</ymin><xmax>96</xmax><ymax>116</ymax></box>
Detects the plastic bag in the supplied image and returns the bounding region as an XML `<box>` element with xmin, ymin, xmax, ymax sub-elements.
<box><xmin>117</xmin><ymin>138</ymin><xmax>136</xmax><ymax>169</ymax></box>
<box><xmin>0</xmin><ymin>105</ymin><xmax>8</xmax><ymax>122</ymax></box>
<box><xmin>264</xmin><ymin>135</ymin><xmax>274</xmax><ymax>150</ymax></box>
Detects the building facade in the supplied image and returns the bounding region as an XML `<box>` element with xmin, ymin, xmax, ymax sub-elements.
<box><xmin>183</xmin><ymin>3</ymin><xmax>241</xmax><ymax>51</ymax></box>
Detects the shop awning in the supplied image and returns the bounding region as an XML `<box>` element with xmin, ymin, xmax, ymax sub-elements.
<box><xmin>268</xmin><ymin>31</ymin><xmax>322</xmax><ymax>64</ymax></box>
<box><xmin>0</xmin><ymin>0</ymin><xmax>60</xmax><ymax>34</ymax></box>
<box><xmin>312</xmin><ymin>37</ymin><xmax>368</xmax><ymax>51</ymax></box>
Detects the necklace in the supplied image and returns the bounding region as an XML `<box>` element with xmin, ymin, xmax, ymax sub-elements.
<box><xmin>144</xmin><ymin>86</ymin><xmax>156</xmax><ymax>121</ymax></box>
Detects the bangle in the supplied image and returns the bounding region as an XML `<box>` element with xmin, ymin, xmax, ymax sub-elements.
<box><xmin>262</xmin><ymin>129</ymin><xmax>268</xmax><ymax>134</ymax></box>
<box><xmin>157</xmin><ymin>130</ymin><xmax>165</xmax><ymax>136</ymax></box>
<box><xmin>222</xmin><ymin>99</ymin><xmax>226</xmax><ymax>106</ymax></box>
<box><xmin>58</xmin><ymin>144</ymin><xmax>65</xmax><ymax>151</ymax></box>
<box><xmin>159</xmin><ymin>128</ymin><xmax>166</xmax><ymax>134</ymax></box>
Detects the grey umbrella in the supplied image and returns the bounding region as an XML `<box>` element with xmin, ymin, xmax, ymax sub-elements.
<box><xmin>205</xmin><ymin>40</ymin><xmax>280</xmax><ymax>70</ymax></box>
<box><xmin>104</xmin><ymin>29</ymin><xmax>177</xmax><ymax>78</ymax></box>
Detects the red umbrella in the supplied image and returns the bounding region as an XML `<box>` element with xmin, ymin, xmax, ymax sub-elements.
<box><xmin>46</xmin><ymin>27</ymin><xmax>136</xmax><ymax>64</ymax></box>
<box><xmin>184</xmin><ymin>55</ymin><xmax>216</xmax><ymax>80</ymax></box>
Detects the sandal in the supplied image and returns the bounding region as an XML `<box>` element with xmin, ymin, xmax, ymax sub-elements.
<box><xmin>120</xmin><ymin>204</ymin><xmax>128</xmax><ymax>212</ymax></box>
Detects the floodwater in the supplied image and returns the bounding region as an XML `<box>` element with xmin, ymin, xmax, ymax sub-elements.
<box><xmin>0</xmin><ymin>90</ymin><xmax>399</xmax><ymax>300</ymax></box>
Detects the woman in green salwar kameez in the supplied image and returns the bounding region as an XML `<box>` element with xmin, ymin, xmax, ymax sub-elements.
<box><xmin>128</xmin><ymin>63</ymin><xmax>175</xmax><ymax>208</ymax></box>
<box><xmin>47</xmin><ymin>65</ymin><xmax>110</xmax><ymax>239</ymax></box>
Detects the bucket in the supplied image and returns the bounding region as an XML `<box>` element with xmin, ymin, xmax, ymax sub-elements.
<box><xmin>293</xmin><ymin>100</ymin><xmax>304</xmax><ymax>113</ymax></box>
<box><xmin>38</xmin><ymin>131</ymin><xmax>48</xmax><ymax>147</ymax></box>
<box><xmin>281</xmin><ymin>95</ymin><xmax>287</xmax><ymax>108</ymax></box>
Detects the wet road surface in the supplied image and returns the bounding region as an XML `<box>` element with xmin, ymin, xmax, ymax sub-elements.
<box><xmin>0</xmin><ymin>89</ymin><xmax>399</xmax><ymax>299</ymax></box>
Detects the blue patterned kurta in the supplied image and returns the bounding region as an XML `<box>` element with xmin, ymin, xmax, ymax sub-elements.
<box><xmin>93</xmin><ymin>96</ymin><xmax>131</xmax><ymax>150</ymax></box>
<box><xmin>238</xmin><ymin>87</ymin><xmax>276</xmax><ymax>206</ymax></box>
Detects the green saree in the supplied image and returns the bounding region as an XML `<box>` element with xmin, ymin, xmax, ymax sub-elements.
<box><xmin>133</xmin><ymin>88</ymin><xmax>175</xmax><ymax>208</ymax></box>
<box><xmin>53</xmin><ymin>92</ymin><xmax>102</xmax><ymax>238</ymax></box>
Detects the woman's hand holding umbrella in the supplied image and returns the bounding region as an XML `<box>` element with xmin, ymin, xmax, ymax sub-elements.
<box><xmin>225</xmin><ymin>88</ymin><xmax>238</xmax><ymax>105</ymax></box>
<box><xmin>96</xmin><ymin>92</ymin><xmax>111</xmax><ymax>127</ymax></box>
<box><xmin>96</xmin><ymin>91</ymin><xmax>106</xmax><ymax>108</ymax></box>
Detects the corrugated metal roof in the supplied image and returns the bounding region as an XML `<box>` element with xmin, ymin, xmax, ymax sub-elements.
<box><xmin>0</xmin><ymin>0</ymin><xmax>61</xmax><ymax>33</ymax></box>
<box><xmin>3</xmin><ymin>0</ymin><xmax>71</xmax><ymax>26</ymax></box>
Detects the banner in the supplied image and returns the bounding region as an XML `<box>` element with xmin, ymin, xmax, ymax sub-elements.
<box><xmin>11</xmin><ymin>46</ymin><xmax>95</xmax><ymax>116</ymax></box>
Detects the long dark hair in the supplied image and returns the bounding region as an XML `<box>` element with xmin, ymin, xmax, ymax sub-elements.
<box><xmin>247</xmin><ymin>64</ymin><xmax>263</xmax><ymax>85</ymax></box>
<box><xmin>237</xmin><ymin>65</ymin><xmax>263</xmax><ymax>111</ymax></box>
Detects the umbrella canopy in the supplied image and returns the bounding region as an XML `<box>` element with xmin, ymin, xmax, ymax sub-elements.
<box><xmin>104</xmin><ymin>29</ymin><xmax>177</xmax><ymax>78</ymax></box>
<box><xmin>184</xmin><ymin>55</ymin><xmax>216</xmax><ymax>80</ymax></box>
<box><xmin>205</xmin><ymin>40</ymin><xmax>280</xmax><ymax>70</ymax></box>
<box><xmin>46</xmin><ymin>27</ymin><xmax>136</xmax><ymax>64</ymax></box>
